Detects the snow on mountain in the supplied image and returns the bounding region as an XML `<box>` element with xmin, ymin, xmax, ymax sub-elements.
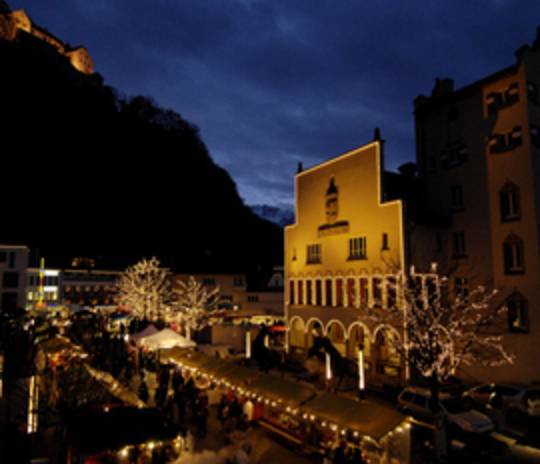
<box><xmin>250</xmin><ymin>204</ymin><xmax>294</xmax><ymax>227</ymax></box>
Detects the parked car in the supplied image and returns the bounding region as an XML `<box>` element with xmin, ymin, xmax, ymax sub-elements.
<box><xmin>463</xmin><ymin>383</ymin><xmax>540</xmax><ymax>417</ymax></box>
<box><xmin>398</xmin><ymin>387</ymin><xmax>494</xmax><ymax>434</ymax></box>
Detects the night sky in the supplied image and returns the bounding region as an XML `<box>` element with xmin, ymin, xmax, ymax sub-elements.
<box><xmin>12</xmin><ymin>1</ymin><xmax>540</xmax><ymax>209</ymax></box>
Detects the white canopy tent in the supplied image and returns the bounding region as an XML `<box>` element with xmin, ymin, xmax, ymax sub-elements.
<box><xmin>140</xmin><ymin>328</ymin><xmax>196</xmax><ymax>350</ymax></box>
<box><xmin>130</xmin><ymin>324</ymin><xmax>159</xmax><ymax>344</ymax></box>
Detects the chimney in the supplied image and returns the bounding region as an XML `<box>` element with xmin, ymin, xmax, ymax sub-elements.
<box><xmin>297</xmin><ymin>162</ymin><xmax>303</xmax><ymax>174</ymax></box>
<box><xmin>373</xmin><ymin>127</ymin><xmax>381</xmax><ymax>141</ymax></box>
<box><xmin>431</xmin><ymin>78</ymin><xmax>454</xmax><ymax>97</ymax></box>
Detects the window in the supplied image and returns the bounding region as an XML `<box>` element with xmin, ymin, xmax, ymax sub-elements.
<box><xmin>2</xmin><ymin>271</ymin><xmax>19</xmax><ymax>289</ymax></box>
<box><xmin>486</xmin><ymin>83</ymin><xmax>519</xmax><ymax>114</ymax></box>
<box><xmin>0</xmin><ymin>252</ymin><xmax>6</xmax><ymax>263</ymax></box>
<box><xmin>455</xmin><ymin>277</ymin><xmax>469</xmax><ymax>301</ymax></box>
<box><xmin>507</xmin><ymin>293</ymin><xmax>528</xmax><ymax>333</ymax></box>
<box><xmin>335</xmin><ymin>279</ymin><xmax>343</xmax><ymax>306</ymax></box>
<box><xmin>382</xmin><ymin>233</ymin><xmax>389</xmax><ymax>250</ymax></box>
<box><xmin>315</xmin><ymin>280</ymin><xmax>322</xmax><ymax>306</ymax></box>
<box><xmin>247</xmin><ymin>295</ymin><xmax>259</xmax><ymax>303</ymax></box>
<box><xmin>372</xmin><ymin>277</ymin><xmax>382</xmax><ymax>305</ymax></box>
<box><xmin>452</xmin><ymin>231</ymin><xmax>466</xmax><ymax>257</ymax></box>
<box><xmin>347</xmin><ymin>278</ymin><xmax>356</xmax><ymax>306</ymax></box>
<box><xmin>503</xmin><ymin>234</ymin><xmax>524</xmax><ymax>274</ymax></box>
<box><xmin>306</xmin><ymin>280</ymin><xmax>312</xmax><ymax>305</ymax></box>
<box><xmin>528</xmin><ymin>81</ymin><xmax>538</xmax><ymax>103</ymax></box>
<box><xmin>325</xmin><ymin>279</ymin><xmax>333</xmax><ymax>306</ymax></box>
<box><xmin>450</xmin><ymin>185</ymin><xmax>464</xmax><ymax>211</ymax></box>
<box><xmin>306</xmin><ymin>244</ymin><xmax>321</xmax><ymax>264</ymax></box>
<box><xmin>202</xmin><ymin>278</ymin><xmax>216</xmax><ymax>286</ymax></box>
<box><xmin>386</xmin><ymin>277</ymin><xmax>396</xmax><ymax>308</ymax></box>
<box><xmin>349</xmin><ymin>237</ymin><xmax>367</xmax><ymax>260</ymax></box>
<box><xmin>297</xmin><ymin>280</ymin><xmax>303</xmax><ymax>305</ymax></box>
<box><xmin>8</xmin><ymin>252</ymin><xmax>15</xmax><ymax>268</ymax></box>
<box><xmin>488</xmin><ymin>127</ymin><xmax>522</xmax><ymax>153</ymax></box>
<box><xmin>221</xmin><ymin>295</ymin><xmax>233</xmax><ymax>302</ymax></box>
<box><xmin>233</xmin><ymin>277</ymin><xmax>244</xmax><ymax>287</ymax></box>
<box><xmin>531</xmin><ymin>126</ymin><xmax>540</xmax><ymax>148</ymax></box>
<box><xmin>486</xmin><ymin>92</ymin><xmax>503</xmax><ymax>114</ymax></box>
<box><xmin>505</xmin><ymin>83</ymin><xmax>519</xmax><ymax>105</ymax></box>
<box><xmin>289</xmin><ymin>280</ymin><xmax>295</xmax><ymax>305</ymax></box>
<box><xmin>359</xmin><ymin>278</ymin><xmax>368</xmax><ymax>307</ymax></box>
<box><xmin>500</xmin><ymin>182</ymin><xmax>520</xmax><ymax>222</ymax></box>
<box><xmin>440</xmin><ymin>143</ymin><xmax>468</xmax><ymax>169</ymax></box>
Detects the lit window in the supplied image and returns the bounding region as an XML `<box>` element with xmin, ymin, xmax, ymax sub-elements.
<box><xmin>452</xmin><ymin>231</ymin><xmax>466</xmax><ymax>257</ymax></box>
<box><xmin>500</xmin><ymin>182</ymin><xmax>520</xmax><ymax>222</ymax></box>
<box><xmin>349</xmin><ymin>237</ymin><xmax>367</xmax><ymax>260</ymax></box>
<box><xmin>507</xmin><ymin>293</ymin><xmax>529</xmax><ymax>333</ymax></box>
<box><xmin>503</xmin><ymin>234</ymin><xmax>525</xmax><ymax>274</ymax></box>
<box><xmin>306</xmin><ymin>244</ymin><xmax>321</xmax><ymax>264</ymax></box>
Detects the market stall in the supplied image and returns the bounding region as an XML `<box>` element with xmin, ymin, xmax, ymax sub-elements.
<box><xmin>301</xmin><ymin>393</ymin><xmax>410</xmax><ymax>463</ymax></box>
<box><xmin>141</xmin><ymin>329</ymin><xmax>196</xmax><ymax>350</ymax></box>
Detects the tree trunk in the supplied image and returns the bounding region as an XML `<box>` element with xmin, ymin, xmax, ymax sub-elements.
<box><xmin>430</xmin><ymin>372</ymin><xmax>447</xmax><ymax>459</ymax></box>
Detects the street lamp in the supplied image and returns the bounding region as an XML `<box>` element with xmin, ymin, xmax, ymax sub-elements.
<box><xmin>358</xmin><ymin>343</ymin><xmax>366</xmax><ymax>399</ymax></box>
<box><xmin>245</xmin><ymin>330</ymin><xmax>251</xmax><ymax>359</ymax></box>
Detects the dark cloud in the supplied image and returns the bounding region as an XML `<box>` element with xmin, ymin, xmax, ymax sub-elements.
<box><xmin>13</xmin><ymin>0</ymin><xmax>540</xmax><ymax>208</ymax></box>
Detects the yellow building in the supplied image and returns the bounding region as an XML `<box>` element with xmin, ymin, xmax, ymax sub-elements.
<box><xmin>413</xmin><ymin>30</ymin><xmax>540</xmax><ymax>385</ymax></box>
<box><xmin>0</xmin><ymin>8</ymin><xmax>94</xmax><ymax>74</ymax></box>
<box><xmin>285</xmin><ymin>136</ymin><xmax>430</xmax><ymax>388</ymax></box>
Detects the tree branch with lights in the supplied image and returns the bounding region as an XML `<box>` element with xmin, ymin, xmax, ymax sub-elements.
<box><xmin>115</xmin><ymin>257</ymin><xmax>171</xmax><ymax>321</ymax></box>
<box><xmin>168</xmin><ymin>275</ymin><xmax>221</xmax><ymax>338</ymax></box>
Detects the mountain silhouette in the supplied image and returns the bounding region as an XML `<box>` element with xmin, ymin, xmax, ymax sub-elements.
<box><xmin>0</xmin><ymin>25</ymin><xmax>282</xmax><ymax>272</ymax></box>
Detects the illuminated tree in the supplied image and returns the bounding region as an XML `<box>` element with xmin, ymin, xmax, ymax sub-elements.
<box><xmin>169</xmin><ymin>276</ymin><xmax>220</xmax><ymax>337</ymax></box>
<box><xmin>368</xmin><ymin>269</ymin><xmax>513</xmax><ymax>453</ymax></box>
<box><xmin>115</xmin><ymin>257</ymin><xmax>171</xmax><ymax>321</ymax></box>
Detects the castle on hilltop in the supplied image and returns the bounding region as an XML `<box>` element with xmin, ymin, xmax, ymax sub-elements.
<box><xmin>0</xmin><ymin>2</ymin><xmax>93</xmax><ymax>74</ymax></box>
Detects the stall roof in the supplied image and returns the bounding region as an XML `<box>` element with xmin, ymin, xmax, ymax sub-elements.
<box><xmin>249</xmin><ymin>374</ymin><xmax>316</xmax><ymax>407</ymax></box>
<box><xmin>302</xmin><ymin>393</ymin><xmax>406</xmax><ymax>440</ymax></box>
<box><xmin>167</xmin><ymin>349</ymin><xmax>256</xmax><ymax>384</ymax></box>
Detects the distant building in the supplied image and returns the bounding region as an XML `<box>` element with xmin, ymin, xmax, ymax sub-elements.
<box><xmin>412</xmin><ymin>29</ymin><xmax>540</xmax><ymax>384</ymax></box>
<box><xmin>174</xmin><ymin>269</ymin><xmax>283</xmax><ymax>316</ymax></box>
<box><xmin>26</xmin><ymin>262</ymin><xmax>60</xmax><ymax>308</ymax></box>
<box><xmin>61</xmin><ymin>269</ymin><xmax>120</xmax><ymax>307</ymax></box>
<box><xmin>0</xmin><ymin>244</ymin><xmax>29</xmax><ymax>311</ymax></box>
<box><xmin>0</xmin><ymin>6</ymin><xmax>94</xmax><ymax>74</ymax></box>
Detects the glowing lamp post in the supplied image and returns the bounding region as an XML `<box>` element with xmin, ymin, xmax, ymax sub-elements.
<box><xmin>358</xmin><ymin>343</ymin><xmax>366</xmax><ymax>399</ymax></box>
<box><xmin>245</xmin><ymin>330</ymin><xmax>251</xmax><ymax>359</ymax></box>
<box><xmin>325</xmin><ymin>352</ymin><xmax>332</xmax><ymax>389</ymax></box>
